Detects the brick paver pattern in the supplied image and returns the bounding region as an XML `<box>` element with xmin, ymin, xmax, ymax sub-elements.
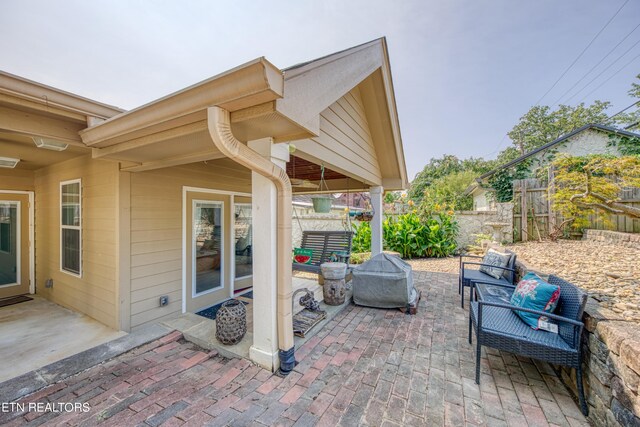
<box><xmin>1</xmin><ymin>271</ymin><xmax>590</xmax><ymax>426</ymax></box>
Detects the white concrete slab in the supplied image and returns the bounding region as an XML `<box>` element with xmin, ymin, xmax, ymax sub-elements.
<box><xmin>0</xmin><ymin>295</ymin><xmax>126</xmax><ymax>383</ymax></box>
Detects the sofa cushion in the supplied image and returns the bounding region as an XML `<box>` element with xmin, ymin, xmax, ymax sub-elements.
<box><xmin>510</xmin><ymin>272</ymin><xmax>561</xmax><ymax>329</ymax></box>
<box><xmin>479</xmin><ymin>249</ymin><xmax>511</xmax><ymax>279</ymax></box>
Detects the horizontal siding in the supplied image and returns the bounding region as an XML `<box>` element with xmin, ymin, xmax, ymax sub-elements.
<box><xmin>0</xmin><ymin>169</ymin><xmax>35</xmax><ymax>191</ymax></box>
<box><xmin>306</xmin><ymin>86</ymin><xmax>381</xmax><ymax>185</ymax></box>
<box><xmin>34</xmin><ymin>155</ymin><xmax>119</xmax><ymax>329</ymax></box>
<box><xmin>128</xmin><ymin>161</ymin><xmax>251</xmax><ymax>330</ymax></box>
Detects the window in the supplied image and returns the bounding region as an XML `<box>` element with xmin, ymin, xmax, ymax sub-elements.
<box><xmin>234</xmin><ymin>203</ymin><xmax>252</xmax><ymax>279</ymax></box>
<box><xmin>193</xmin><ymin>201</ymin><xmax>223</xmax><ymax>295</ymax></box>
<box><xmin>61</xmin><ymin>180</ymin><xmax>81</xmax><ymax>276</ymax></box>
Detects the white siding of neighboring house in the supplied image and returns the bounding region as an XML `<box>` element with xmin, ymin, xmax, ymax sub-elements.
<box><xmin>472</xmin><ymin>188</ymin><xmax>494</xmax><ymax>211</ymax></box>
<box><xmin>527</xmin><ymin>128</ymin><xmax>621</xmax><ymax>171</ymax></box>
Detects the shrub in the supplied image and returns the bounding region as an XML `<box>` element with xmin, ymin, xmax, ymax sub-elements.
<box><xmin>351</xmin><ymin>221</ymin><xmax>371</xmax><ymax>253</ymax></box>
<box><xmin>351</xmin><ymin>211</ymin><xmax>459</xmax><ymax>259</ymax></box>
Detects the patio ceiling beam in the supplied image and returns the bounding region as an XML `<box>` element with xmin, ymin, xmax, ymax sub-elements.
<box><xmin>0</xmin><ymin>105</ymin><xmax>85</xmax><ymax>146</ymax></box>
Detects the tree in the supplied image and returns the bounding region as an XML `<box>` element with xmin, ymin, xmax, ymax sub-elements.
<box><xmin>551</xmin><ymin>155</ymin><xmax>640</xmax><ymax>229</ymax></box>
<box><xmin>419</xmin><ymin>170</ymin><xmax>478</xmax><ymax>212</ymax></box>
<box><xmin>506</xmin><ymin>102</ymin><xmax>616</xmax><ymax>156</ymax></box>
<box><xmin>409</xmin><ymin>155</ymin><xmax>494</xmax><ymax>203</ymax></box>
<box><xmin>623</xmin><ymin>73</ymin><xmax>640</xmax><ymax>131</ymax></box>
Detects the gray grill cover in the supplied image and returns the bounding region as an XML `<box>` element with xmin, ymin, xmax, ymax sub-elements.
<box><xmin>352</xmin><ymin>253</ymin><xmax>418</xmax><ymax>308</ymax></box>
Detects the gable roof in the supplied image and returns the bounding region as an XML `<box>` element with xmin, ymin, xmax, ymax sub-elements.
<box><xmin>277</xmin><ymin>38</ymin><xmax>408</xmax><ymax>190</ymax></box>
<box><xmin>478</xmin><ymin>123</ymin><xmax>640</xmax><ymax>181</ymax></box>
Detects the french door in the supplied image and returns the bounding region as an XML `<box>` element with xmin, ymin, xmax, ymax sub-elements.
<box><xmin>0</xmin><ymin>192</ymin><xmax>31</xmax><ymax>298</ymax></box>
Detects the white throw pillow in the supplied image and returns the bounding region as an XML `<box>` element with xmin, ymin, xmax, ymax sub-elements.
<box><xmin>479</xmin><ymin>248</ymin><xmax>511</xmax><ymax>280</ymax></box>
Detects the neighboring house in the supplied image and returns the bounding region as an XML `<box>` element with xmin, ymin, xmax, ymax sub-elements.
<box><xmin>292</xmin><ymin>193</ymin><xmax>369</xmax><ymax>215</ymax></box>
<box><xmin>464</xmin><ymin>183</ymin><xmax>495</xmax><ymax>211</ymax></box>
<box><xmin>465</xmin><ymin>124</ymin><xmax>640</xmax><ymax>208</ymax></box>
<box><xmin>0</xmin><ymin>38</ymin><xmax>407</xmax><ymax>373</ymax></box>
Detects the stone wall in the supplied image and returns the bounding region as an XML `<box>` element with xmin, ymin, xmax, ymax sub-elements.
<box><xmin>455</xmin><ymin>202</ymin><xmax>514</xmax><ymax>249</ymax></box>
<box><xmin>583</xmin><ymin>229</ymin><xmax>640</xmax><ymax>249</ymax></box>
<box><xmin>564</xmin><ymin>303</ymin><xmax>640</xmax><ymax>426</ymax></box>
<box><xmin>292</xmin><ymin>211</ymin><xmax>353</xmax><ymax>247</ymax></box>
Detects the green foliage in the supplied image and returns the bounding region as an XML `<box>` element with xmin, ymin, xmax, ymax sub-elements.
<box><xmin>350</xmin><ymin>211</ymin><xmax>459</xmax><ymax>259</ymax></box>
<box><xmin>487</xmin><ymin>161</ymin><xmax>529</xmax><ymax>202</ymax></box>
<box><xmin>409</xmin><ymin>155</ymin><xmax>494</xmax><ymax>203</ymax></box>
<box><xmin>506</xmin><ymin>102</ymin><xmax>617</xmax><ymax>155</ymax></box>
<box><xmin>349</xmin><ymin>252</ymin><xmax>371</xmax><ymax>264</ymax></box>
<box><xmin>419</xmin><ymin>170</ymin><xmax>476</xmax><ymax>212</ymax></box>
<box><xmin>384</xmin><ymin>191</ymin><xmax>399</xmax><ymax>204</ymax></box>
<box><xmin>351</xmin><ymin>221</ymin><xmax>371</xmax><ymax>253</ymax></box>
<box><xmin>608</xmin><ymin>133</ymin><xmax>640</xmax><ymax>156</ymax></box>
<box><xmin>552</xmin><ymin>154</ymin><xmax>640</xmax><ymax>229</ymax></box>
<box><xmin>624</xmin><ymin>74</ymin><xmax>640</xmax><ymax>131</ymax></box>
<box><xmin>383</xmin><ymin>212</ymin><xmax>458</xmax><ymax>258</ymax></box>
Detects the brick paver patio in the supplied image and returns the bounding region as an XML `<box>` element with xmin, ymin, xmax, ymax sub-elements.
<box><xmin>1</xmin><ymin>271</ymin><xmax>589</xmax><ymax>426</ymax></box>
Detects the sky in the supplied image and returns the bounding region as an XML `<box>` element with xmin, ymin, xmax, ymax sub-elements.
<box><xmin>1</xmin><ymin>0</ymin><xmax>639</xmax><ymax>181</ymax></box>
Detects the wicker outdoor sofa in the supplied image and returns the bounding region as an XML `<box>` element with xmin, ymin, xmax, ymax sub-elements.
<box><xmin>468</xmin><ymin>275</ymin><xmax>589</xmax><ymax>416</ymax></box>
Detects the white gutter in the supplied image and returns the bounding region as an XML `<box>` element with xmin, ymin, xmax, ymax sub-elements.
<box><xmin>207</xmin><ymin>106</ymin><xmax>295</xmax><ymax>373</ymax></box>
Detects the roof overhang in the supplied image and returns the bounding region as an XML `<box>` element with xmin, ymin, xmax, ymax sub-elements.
<box><xmin>80</xmin><ymin>58</ymin><xmax>314</xmax><ymax>171</ymax></box>
<box><xmin>277</xmin><ymin>38</ymin><xmax>408</xmax><ymax>191</ymax></box>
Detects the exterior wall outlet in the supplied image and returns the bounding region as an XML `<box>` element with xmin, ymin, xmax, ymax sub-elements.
<box><xmin>159</xmin><ymin>296</ymin><xmax>169</xmax><ymax>306</ymax></box>
<box><xmin>45</xmin><ymin>279</ymin><xmax>53</xmax><ymax>288</ymax></box>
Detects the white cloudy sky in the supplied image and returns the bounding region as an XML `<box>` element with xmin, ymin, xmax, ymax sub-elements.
<box><xmin>1</xmin><ymin>0</ymin><xmax>639</xmax><ymax>180</ymax></box>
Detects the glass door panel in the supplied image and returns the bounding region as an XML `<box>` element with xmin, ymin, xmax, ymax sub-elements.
<box><xmin>0</xmin><ymin>193</ymin><xmax>30</xmax><ymax>299</ymax></box>
<box><xmin>193</xmin><ymin>201</ymin><xmax>223</xmax><ymax>296</ymax></box>
<box><xmin>0</xmin><ymin>202</ymin><xmax>18</xmax><ymax>286</ymax></box>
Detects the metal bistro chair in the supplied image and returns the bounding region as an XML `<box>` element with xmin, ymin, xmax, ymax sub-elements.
<box><xmin>469</xmin><ymin>275</ymin><xmax>589</xmax><ymax>416</ymax></box>
<box><xmin>459</xmin><ymin>250</ymin><xmax>517</xmax><ymax>308</ymax></box>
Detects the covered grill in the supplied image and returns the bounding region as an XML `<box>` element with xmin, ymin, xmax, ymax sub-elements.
<box><xmin>352</xmin><ymin>253</ymin><xmax>418</xmax><ymax>309</ymax></box>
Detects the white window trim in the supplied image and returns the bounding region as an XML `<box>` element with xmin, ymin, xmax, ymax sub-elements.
<box><xmin>192</xmin><ymin>199</ymin><xmax>224</xmax><ymax>298</ymax></box>
<box><xmin>0</xmin><ymin>201</ymin><xmax>20</xmax><ymax>288</ymax></box>
<box><xmin>0</xmin><ymin>201</ymin><xmax>16</xmax><ymax>255</ymax></box>
<box><xmin>233</xmin><ymin>202</ymin><xmax>253</xmax><ymax>281</ymax></box>
<box><xmin>60</xmin><ymin>179</ymin><xmax>82</xmax><ymax>278</ymax></box>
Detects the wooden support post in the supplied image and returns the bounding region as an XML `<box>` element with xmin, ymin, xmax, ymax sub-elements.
<box><xmin>547</xmin><ymin>167</ymin><xmax>556</xmax><ymax>234</ymax></box>
<box><xmin>521</xmin><ymin>179</ymin><xmax>528</xmax><ymax>242</ymax></box>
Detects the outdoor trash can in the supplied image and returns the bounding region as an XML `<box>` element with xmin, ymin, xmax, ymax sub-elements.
<box><xmin>352</xmin><ymin>252</ymin><xmax>418</xmax><ymax>309</ymax></box>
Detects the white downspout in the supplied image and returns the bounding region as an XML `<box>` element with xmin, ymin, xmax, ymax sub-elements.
<box><xmin>207</xmin><ymin>106</ymin><xmax>295</xmax><ymax>373</ymax></box>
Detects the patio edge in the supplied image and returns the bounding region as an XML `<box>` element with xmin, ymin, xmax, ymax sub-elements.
<box><xmin>0</xmin><ymin>323</ymin><xmax>173</xmax><ymax>403</ymax></box>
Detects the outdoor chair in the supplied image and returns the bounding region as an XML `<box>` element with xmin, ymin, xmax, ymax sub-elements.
<box><xmin>292</xmin><ymin>230</ymin><xmax>353</xmax><ymax>275</ymax></box>
<box><xmin>468</xmin><ymin>275</ymin><xmax>589</xmax><ymax>416</ymax></box>
<box><xmin>459</xmin><ymin>250</ymin><xmax>517</xmax><ymax>308</ymax></box>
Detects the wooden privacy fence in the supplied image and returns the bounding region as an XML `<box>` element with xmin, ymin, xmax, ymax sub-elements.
<box><xmin>513</xmin><ymin>177</ymin><xmax>640</xmax><ymax>242</ymax></box>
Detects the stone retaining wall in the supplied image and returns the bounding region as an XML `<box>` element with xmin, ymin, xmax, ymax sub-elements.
<box><xmin>583</xmin><ymin>229</ymin><xmax>640</xmax><ymax>249</ymax></box>
<box><xmin>567</xmin><ymin>303</ymin><xmax>640</xmax><ymax>426</ymax></box>
<box><xmin>455</xmin><ymin>202</ymin><xmax>514</xmax><ymax>249</ymax></box>
<box><xmin>510</xmin><ymin>255</ymin><xmax>640</xmax><ymax>426</ymax></box>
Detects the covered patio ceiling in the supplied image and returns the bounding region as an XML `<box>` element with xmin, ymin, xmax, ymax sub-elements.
<box><xmin>287</xmin><ymin>155</ymin><xmax>371</xmax><ymax>194</ymax></box>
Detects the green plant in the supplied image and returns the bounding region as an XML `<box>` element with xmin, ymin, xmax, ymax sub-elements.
<box><xmin>351</xmin><ymin>221</ymin><xmax>371</xmax><ymax>253</ymax></box>
<box><xmin>383</xmin><ymin>211</ymin><xmax>458</xmax><ymax>258</ymax></box>
<box><xmin>608</xmin><ymin>133</ymin><xmax>640</xmax><ymax>156</ymax></box>
<box><xmin>350</xmin><ymin>252</ymin><xmax>371</xmax><ymax>264</ymax></box>
<box><xmin>487</xmin><ymin>161</ymin><xmax>530</xmax><ymax>203</ymax></box>
<box><xmin>552</xmin><ymin>154</ymin><xmax>640</xmax><ymax>229</ymax></box>
<box><xmin>419</xmin><ymin>170</ymin><xmax>476</xmax><ymax>212</ymax></box>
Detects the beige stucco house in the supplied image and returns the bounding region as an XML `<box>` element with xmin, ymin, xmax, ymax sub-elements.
<box><xmin>465</xmin><ymin>124</ymin><xmax>640</xmax><ymax>210</ymax></box>
<box><xmin>0</xmin><ymin>38</ymin><xmax>407</xmax><ymax>373</ymax></box>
